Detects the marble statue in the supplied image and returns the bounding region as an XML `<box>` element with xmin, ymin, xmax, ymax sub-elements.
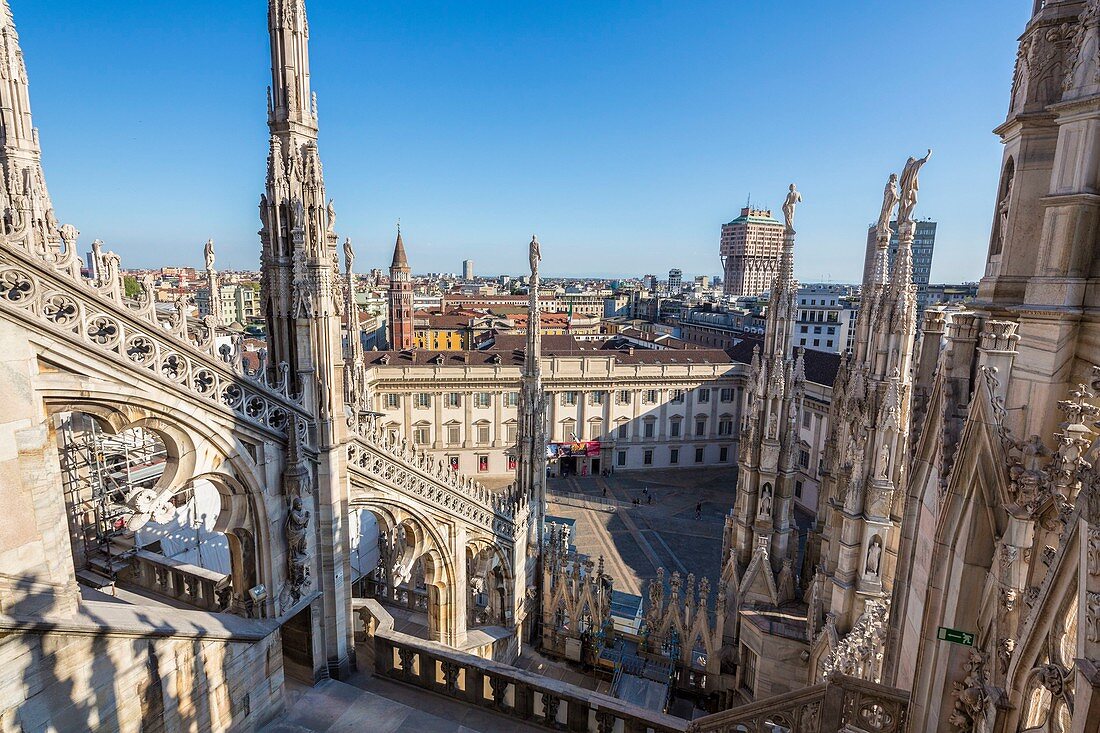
<box><xmin>897</xmin><ymin>150</ymin><xmax>932</xmax><ymax>222</ymax></box>
<box><xmin>782</xmin><ymin>183</ymin><xmax>802</xmax><ymax>231</ymax></box>
<box><xmin>876</xmin><ymin>174</ymin><xmax>900</xmax><ymax>239</ymax></box>
<box><xmin>204</xmin><ymin>239</ymin><xmax>215</xmax><ymax>271</ymax></box>
<box><xmin>866</xmin><ymin>536</ymin><xmax>882</xmax><ymax>576</ymax></box>
<box><xmin>996</xmin><ymin>173</ymin><xmax>1013</xmax><ymax>252</ymax></box>
<box><xmin>529</xmin><ymin>235</ymin><xmax>541</xmax><ymax>279</ymax></box>
<box><xmin>286</xmin><ymin>496</ymin><xmax>311</xmax><ymax>557</ymax></box>
<box><xmin>326</xmin><ymin>199</ymin><xmax>337</xmax><ymax>236</ymax></box>
<box><xmin>343</xmin><ymin>238</ymin><xmax>354</xmax><ymax>273</ymax></box>
<box><xmin>759</xmin><ymin>484</ymin><xmax>773</xmax><ymax>517</ymax></box>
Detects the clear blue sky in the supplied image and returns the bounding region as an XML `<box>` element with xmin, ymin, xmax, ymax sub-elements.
<box><xmin>17</xmin><ymin>1</ymin><xmax>1027</xmax><ymax>281</ymax></box>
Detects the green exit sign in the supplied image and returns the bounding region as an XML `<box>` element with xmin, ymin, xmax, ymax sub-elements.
<box><xmin>937</xmin><ymin>627</ymin><xmax>975</xmax><ymax>646</ymax></box>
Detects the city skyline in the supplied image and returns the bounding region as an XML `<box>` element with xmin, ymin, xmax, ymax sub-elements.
<box><xmin>16</xmin><ymin>1</ymin><xmax>1022</xmax><ymax>281</ymax></box>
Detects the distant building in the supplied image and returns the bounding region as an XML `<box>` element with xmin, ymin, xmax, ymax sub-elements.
<box><xmin>668</xmin><ymin>268</ymin><xmax>682</xmax><ymax>294</ymax></box>
<box><xmin>388</xmin><ymin>230</ymin><xmax>415</xmax><ymax>349</ymax></box>
<box><xmin>790</xmin><ymin>284</ymin><xmax>857</xmax><ymax>355</ymax></box>
<box><xmin>462</xmin><ymin>259</ymin><xmax>474</xmax><ymax>280</ymax></box>
<box><xmin>720</xmin><ymin>207</ymin><xmax>786</xmax><ymax>298</ymax></box>
<box><xmin>864</xmin><ymin>219</ymin><xmax>937</xmax><ymax>313</ymax></box>
<box><xmin>642</xmin><ymin>274</ymin><xmax>657</xmax><ymax>291</ymax></box>
<box><xmin>925</xmin><ymin>282</ymin><xmax>978</xmax><ymax>307</ymax></box>
<box><xmin>195</xmin><ymin>282</ymin><xmax>261</xmax><ymax>326</ymax></box>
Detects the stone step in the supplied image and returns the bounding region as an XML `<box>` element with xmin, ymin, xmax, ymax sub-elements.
<box><xmin>262</xmin><ymin>676</ymin><xmax>545</xmax><ymax>733</ymax></box>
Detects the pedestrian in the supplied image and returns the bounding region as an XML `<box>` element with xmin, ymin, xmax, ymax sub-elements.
<box><xmin>695</xmin><ymin>502</ymin><xmax>702</xmax><ymax>519</ymax></box>
<box><xmin>602</xmin><ymin>487</ymin><xmax>607</xmax><ymax>497</ymax></box>
<box><xmin>648</xmin><ymin>494</ymin><xmax>652</xmax><ymax>505</ymax></box>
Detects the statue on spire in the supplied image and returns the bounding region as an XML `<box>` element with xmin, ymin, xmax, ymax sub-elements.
<box><xmin>876</xmin><ymin>174</ymin><xmax>900</xmax><ymax>239</ymax></box>
<box><xmin>204</xmin><ymin>239</ymin><xmax>216</xmax><ymax>271</ymax></box>
<box><xmin>782</xmin><ymin>183</ymin><xmax>802</xmax><ymax>232</ymax></box>
<box><xmin>897</xmin><ymin>149</ymin><xmax>932</xmax><ymax>223</ymax></box>
<box><xmin>529</xmin><ymin>235</ymin><xmax>541</xmax><ymax>280</ymax></box>
<box><xmin>343</xmin><ymin>238</ymin><xmax>355</xmax><ymax>274</ymax></box>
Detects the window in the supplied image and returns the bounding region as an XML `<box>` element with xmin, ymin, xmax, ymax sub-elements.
<box><xmin>643</xmin><ymin>389</ymin><xmax>659</xmax><ymax>404</ymax></box>
<box><xmin>446</xmin><ymin>425</ymin><xmax>461</xmax><ymax>445</ymax></box>
<box><xmin>720</xmin><ymin>388</ymin><xmax>735</xmax><ymax>403</ymax></box>
<box><xmin>589</xmin><ymin>420</ymin><xmax>604</xmax><ymax>439</ymax></box>
<box><xmin>741</xmin><ymin>646</ymin><xmax>758</xmax><ymax>694</ymax></box>
<box><xmin>444</xmin><ymin>392</ymin><xmax>461</xmax><ymax>408</ymax></box>
<box><xmin>504</xmin><ymin>392</ymin><xmax>519</xmax><ymax>408</ymax></box>
<box><xmin>718</xmin><ymin>418</ymin><xmax>733</xmax><ymax>436</ymax></box>
<box><xmin>800</xmin><ymin>326</ymin><xmax>808</xmax><ymax>334</ymax></box>
<box><xmin>413</xmin><ymin>425</ymin><xmax>430</xmax><ymax>445</ymax></box>
<box><xmin>415</xmin><ymin>393</ymin><xmax>431</xmax><ymax>409</ymax></box>
<box><xmin>719</xmin><ymin>445</ymin><xmax>729</xmax><ymax>462</ymax></box>
<box><xmin>670</xmin><ymin>389</ymin><xmax>684</xmax><ymax>404</ymax></box>
<box><xmin>384</xmin><ymin>393</ymin><xmax>400</xmax><ymax>409</ymax></box>
<box><xmin>695</xmin><ymin>419</ymin><xmax>706</xmax><ymax>437</ymax></box>
<box><xmin>474</xmin><ymin>392</ymin><xmax>492</xmax><ymax>408</ymax></box>
<box><xmin>617</xmin><ymin>450</ymin><xmax>627</xmax><ymax>467</ymax></box>
<box><xmin>799</xmin><ymin>449</ymin><xmax>810</xmax><ymax>469</ymax></box>
<box><xmin>795</xmin><ymin>480</ymin><xmax>803</xmax><ymax>499</ymax></box>
<box><xmin>617</xmin><ymin>421</ymin><xmax>629</xmax><ymax>439</ymax></box>
<box><xmin>561</xmin><ymin>391</ymin><xmax>577</xmax><ymax>406</ymax></box>
<box><xmin>695</xmin><ymin>447</ymin><xmax>705</xmax><ymax>463</ymax></box>
<box><xmin>670</xmin><ymin>448</ymin><xmax>679</xmax><ymax>465</ymax></box>
<box><xmin>813</xmin><ymin>326</ymin><xmax>822</xmax><ymax>334</ymax></box>
<box><xmin>697</xmin><ymin>388</ymin><xmax>710</xmax><ymax>403</ymax></box>
<box><xmin>477</xmin><ymin>455</ymin><xmax>489</xmax><ymax>473</ymax></box>
<box><xmin>644</xmin><ymin>420</ymin><xmax>656</xmax><ymax>439</ymax></box>
<box><xmin>802</xmin><ymin>411</ymin><xmax>812</xmax><ymax>430</ymax></box>
<box><xmin>562</xmin><ymin>420</ymin><xmax>577</xmax><ymax>441</ymax></box>
<box><xmin>643</xmin><ymin>449</ymin><xmax>653</xmax><ymax>466</ymax></box>
<box><xmin>617</xmin><ymin>390</ymin><xmax>632</xmax><ymax>405</ymax></box>
<box><xmin>670</xmin><ymin>419</ymin><xmax>681</xmax><ymax>438</ymax></box>
<box><xmin>477</xmin><ymin>424</ymin><xmax>491</xmax><ymax>445</ymax></box>
<box><xmin>827</xmin><ymin>340</ymin><xmax>834</xmax><ymax>348</ymax></box>
<box><xmin>447</xmin><ymin>455</ymin><xmax>459</xmax><ymax>471</ymax></box>
<box><xmin>813</xmin><ymin>339</ymin><xmax>820</xmax><ymax>347</ymax></box>
<box><xmin>506</xmin><ymin>423</ymin><xmax>518</xmax><ymax>443</ymax></box>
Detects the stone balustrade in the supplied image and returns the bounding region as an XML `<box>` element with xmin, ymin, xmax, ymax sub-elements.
<box><xmin>120</xmin><ymin>549</ymin><xmax>232</xmax><ymax>613</ymax></box>
<box><xmin>354</xmin><ymin>598</ymin><xmax>910</xmax><ymax>733</ymax></box>
<box><xmin>362</xmin><ymin>577</ymin><xmax>430</xmax><ymax>614</ymax></box>
<box><xmin>686</xmin><ymin>673</ymin><xmax>909</xmax><ymax>733</ymax></box>
<box><xmin>356</xmin><ymin>598</ymin><xmax>687</xmax><ymax>733</ymax></box>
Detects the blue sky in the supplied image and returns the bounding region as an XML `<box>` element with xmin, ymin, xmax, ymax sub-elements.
<box><xmin>17</xmin><ymin>1</ymin><xmax>1027</xmax><ymax>281</ymax></box>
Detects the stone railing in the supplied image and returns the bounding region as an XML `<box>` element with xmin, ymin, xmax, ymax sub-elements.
<box><xmin>347</xmin><ymin>414</ymin><xmax>523</xmax><ymax>541</ymax></box>
<box><xmin>119</xmin><ymin>549</ymin><xmax>232</xmax><ymax>614</ymax></box>
<box><xmin>356</xmin><ymin>598</ymin><xmax>686</xmax><ymax>733</ymax></box>
<box><xmin>0</xmin><ymin>241</ymin><xmax>309</xmax><ymax>438</ymax></box>
<box><xmin>361</xmin><ymin>576</ymin><xmax>429</xmax><ymax>615</ymax></box>
<box><xmin>687</xmin><ymin>673</ymin><xmax>910</xmax><ymax>733</ymax></box>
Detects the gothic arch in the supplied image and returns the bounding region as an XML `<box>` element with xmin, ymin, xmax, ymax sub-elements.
<box><xmin>909</xmin><ymin>413</ymin><xmax>1009</xmax><ymax>729</ymax></box>
<box><xmin>350</xmin><ymin>496</ymin><xmax>462</xmax><ymax>644</ymax></box>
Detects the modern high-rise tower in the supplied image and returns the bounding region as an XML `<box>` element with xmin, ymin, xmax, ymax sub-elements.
<box><xmin>863</xmin><ymin>219</ymin><xmax>937</xmax><ymax>314</ymax></box>
<box><xmin>388</xmin><ymin>229</ymin><xmax>414</xmax><ymax>350</ymax></box>
<box><xmin>667</xmin><ymin>268</ymin><xmax>682</xmax><ymax>294</ymax></box>
<box><xmin>720</xmin><ymin>207</ymin><xmax>786</xmax><ymax>298</ymax></box>
<box><xmin>462</xmin><ymin>259</ymin><xmax>474</xmax><ymax>280</ymax></box>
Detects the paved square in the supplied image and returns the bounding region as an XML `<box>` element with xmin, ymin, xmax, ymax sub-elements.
<box><xmin>546</xmin><ymin>467</ymin><xmax>739</xmax><ymax>598</ymax></box>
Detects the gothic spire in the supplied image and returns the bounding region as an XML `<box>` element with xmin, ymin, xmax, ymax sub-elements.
<box><xmin>268</xmin><ymin>0</ymin><xmax>316</xmax><ymax>135</ymax></box>
<box><xmin>0</xmin><ymin>0</ymin><xmax>57</xmax><ymax>238</ymax></box>
<box><xmin>391</xmin><ymin>226</ymin><xmax>409</xmax><ymax>270</ymax></box>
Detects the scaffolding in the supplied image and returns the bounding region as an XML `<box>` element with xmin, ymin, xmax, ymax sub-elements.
<box><xmin>59</xmin><ymin>413</ymin><xmax>167</xmax><ymax>583</ymax></box>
